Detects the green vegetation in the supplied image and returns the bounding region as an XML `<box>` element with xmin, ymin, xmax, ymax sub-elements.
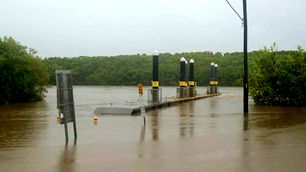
<box><xmin>0</xmin><ymin>37</ymin><xmax>49</xmax><ymax>104</ymax></box>
<box><xmin>43</xmin><ymin>52</ymin><xmax>245</xmax><ymax>86</ymax></box>
<box><xmin>249</xmin><ymin>45</ymin><xmax>305</xmax><ymax>106</ymax></box>
<box><xmin>43</xmin><ymin>45</ymin><xmax>305</xmax><ymax>106</ymax></box>
<box><xmin>1</xmin><ymin>36</ymin><xmax>304</xmax><ymax>106</ymax></box>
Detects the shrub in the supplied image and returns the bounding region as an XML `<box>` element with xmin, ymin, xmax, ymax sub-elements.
<box><xmin>249</xmin><ymin>44</ymin><xmax>305</xmax><ymax>106</ymax></box>
<box><xmin>0</xmin><ymin>37</ymin><xmax>49</xmax><ymax>104</ymax></box>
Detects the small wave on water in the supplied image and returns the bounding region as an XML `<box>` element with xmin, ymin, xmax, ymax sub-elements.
<box><xmin>218</xmin><ymin>94</ymin><xmax>242</xmax><ymax>98</ymax></box>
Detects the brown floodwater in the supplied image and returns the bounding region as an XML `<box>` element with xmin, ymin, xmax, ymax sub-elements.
<box><xmin>0</xmin><ymin>86</ymin><xmax>305</xmax><ymax>172</ymax></box>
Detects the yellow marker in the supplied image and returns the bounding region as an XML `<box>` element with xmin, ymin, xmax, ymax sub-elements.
<box><xmin>151</xmin><ymin>81</ymin><xmax>159</xmax><ymax>87</ymax></box>
<box><xmin>188</xmin><ymin>81</ymin><xmax>195</xmax><ymax>86</ymax></box>
<box><xmin>179</xmin><ymin>81</ymin><xmax>187</xmax><ymax>87</ymax></box>
<box><xmin>210</xmin><ymin>81</ymin><xmax>218</xmax><ymax>85</ymax></box>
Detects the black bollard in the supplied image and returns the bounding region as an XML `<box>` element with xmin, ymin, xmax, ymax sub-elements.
<box><xmin>180</xmin><ymin>57</ymin><xmax>186</xmax><ymax>87</ymax></box>
<box><xmin>210</xmin><ymin>62</ymin><xmax>215</xmax><ymax>81</ymax></box>
<box><xmin>152</xmin><ymin>51</ymin><xmax>159</xmax><ymax>88</ymax></box>
<box><xmin>185</xmin><ymin>60</ymin><xmax>188</xmax><ymax>86</ymax></box>
<box><xmin>189</xmin><ymin>59</ymin><xmax>194</xmax><ymax>87</ymax></box>
<box><xmin>151</xmin><ymin>51</ymin><xmax>160</xmax><ymax>102</ymax></box>
<box><xmin>178</xmin><ymin>57</ymin><xmax>187</xmax><ymax>98</ymax></box>
<box><xmin>188</xmin><ymin>59</ymin><xmax>195</xmax><ymax>97</ymax></box>
<box><xmin>214</xmin><ymin>64</ymin><xmax>218</xmax><ymax>94</ymax></box>
<box><xmin>209</xmin><ymin>62</ymin><xmax>215</xmax><ymax>94</ymax></box>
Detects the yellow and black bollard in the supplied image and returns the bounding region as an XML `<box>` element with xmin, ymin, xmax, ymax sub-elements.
<box><xmin>214</xmin><ymin>64</ymin><xmax>219</xmax><ymax>94</ymax></box>
<box><xmin>178</xmin><ymin>57</ymin><xmax>187</xmax><ymax>98</ymax></box>
<box><xmin>151</xmin><ymin>51</ymin><xmax>160</xmax><ymax>103</ymax></box>
<box><xmin>188</xmin><ymin>59</ymin><xmax>196</xmax><ymax>97</ymax></box>
<box><xmin>208</xmin><ymin>62</ymin><xmax>218</xmax><ymax>94</ymax></box>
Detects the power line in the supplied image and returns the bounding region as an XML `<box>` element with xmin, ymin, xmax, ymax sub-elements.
<box><xmin>225</xmin><ymin>0</ymin><xmax>244</xmax><ymax>22</ymax></box>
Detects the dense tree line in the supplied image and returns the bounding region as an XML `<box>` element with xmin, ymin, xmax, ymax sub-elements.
<box><xmin>0</xmin><ymin>37</ymin><xmax>49</xmax><ymax>104</ymax></box>
<box><xmin>43</xmin><ymin>51</ymin><xmax>247</xmax><ymax>86</ymax></box>
<box><xmin>1</xmin><ymin>36</ymin><xmax>304</xmax><ymax>106</ymax></box>
<box><xmin>43</xmin><ymin>46</ymin><xmax>305</xmax><ymax>106</ymax></box>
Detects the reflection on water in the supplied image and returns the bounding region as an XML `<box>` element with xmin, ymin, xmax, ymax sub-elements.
<box><xmin>137</xmin><ymin>125</ymin><xmax>146</xmax><ymax>158</ymax></box>
<box><xmin>243</xmin><ymin>116</ymin><xmax>249</xmax><ymax>131</ymax></box>
<box><xmin>250</xmin><ymin>105</ymin><xmax>306</xmax><ymax>129</ymax></box>
<box><xmin>188</xmin><ymin>102</ymin><xmax>195</xmax><ymax>137</ymax></box>
<box><xmin>178</xmin><ymin>103</ymin><xmax>194</xmax><ymax>137</ymax></box>
<box><xmin>0</xmin><ymin>86</ymin><xmax>305</xmax><ymax>172</ymax></box>
<box><xmin>58</xmin><ymin>145</ymin><xmax>77</xmax><ymax>172</ymax></box>
<box><xmin>209</xmin><ymin>97</ymin><xmax>219</xmax><ymax>119</ymax></box>
<box><xmin>179</xmin><ymin>104</ymin><xmax>187</xmax><ymax>137</ymax></box>
<box><xmin>150</xmin><ymin>110</ymin><xmax>159</xmax><ymax>141</ymax></box>
<box><xmin>209</xmin><ymin>96</ymin><xmax>218</xmax><ymax>108</ymax></box>
<box><xmin>139</xmin><ymin>125</ymin><xmax>145</xmax><ymax>142</ymax></box>
<box><xmin>0</xmin><ymin>102</ymin><xmax>49</xmax><ymax>149</ymax></box>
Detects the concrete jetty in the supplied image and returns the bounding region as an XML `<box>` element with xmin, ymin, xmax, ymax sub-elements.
<box><xmin>94</xmin><ymin>94</ymin><xmax>220</xmax><ymax>115</ymax></box>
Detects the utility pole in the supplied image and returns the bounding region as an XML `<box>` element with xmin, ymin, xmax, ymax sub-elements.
<box><xmin>243</xmin><ymin>0</ymin><xmax>248</xmax><ymax>114</ymax></box>
<box><xmin>225</xmin><ymin>0</ymin><xmax>248</xmax><ymax>113</ymax></box>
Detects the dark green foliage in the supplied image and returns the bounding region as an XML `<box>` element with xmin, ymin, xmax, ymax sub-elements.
<box><xmin>42</xmin><ymin>45</ymin><xmax>305</xmax><ymax>106</ymax></box>
<box><xmin>0</xmin><ymin>37</ymin><xmax>49</xmax><ymax>104</ymax></box>
<box><xmin>1</xmin><ymin>36</ymin><xmax>303</xmax><ymax>107</ymax></box>
<box><xmin>43</xmin><ymin>51</ymin><xmax>244</xmax><ymax>86</ymax></box>
<box><xmin>249</xmin><ymin>45</ymin><xmax>306</xmax><ymax>106</ymax></box>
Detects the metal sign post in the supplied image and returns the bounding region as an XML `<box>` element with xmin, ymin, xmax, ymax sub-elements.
<box><xmin>138</xmin><ymin>83</ymin><xmax>146</xmax><ymax>125</ymax></box>
<box><xmin>55</xmin><ymin>70</ymin><xmax>77</xmax><ymax>144</ymax></box>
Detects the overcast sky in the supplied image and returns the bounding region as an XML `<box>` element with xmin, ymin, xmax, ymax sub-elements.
<box><xmin>1</xmin><ymin>0</ymin><xmax>305</xmax><ymax>57</ymax></box>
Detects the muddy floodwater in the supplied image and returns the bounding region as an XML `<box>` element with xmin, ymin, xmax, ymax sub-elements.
<box><xmin>0</xmin><ymin>86</ymin><xmax>305</xmax><ymax>172</ymax></box>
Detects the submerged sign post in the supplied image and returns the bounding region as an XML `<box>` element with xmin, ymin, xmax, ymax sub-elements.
<box><xmin>138</xmin><ymin>83</ymin><xmax>146</xmax><ymax>125</ymax></box>
<box><xmin>55</xmin><ymin>70</ymin><xmax>77</xmax><ymax>144</ymax></box>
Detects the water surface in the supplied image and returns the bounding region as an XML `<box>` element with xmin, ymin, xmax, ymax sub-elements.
<box><xmin>0</xmin><ymin>86</ymin><xmax>305</xmax><ymax>172</ymax></box>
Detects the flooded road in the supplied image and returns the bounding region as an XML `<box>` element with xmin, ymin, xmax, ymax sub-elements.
<box><xmin>0</xmin><ymin>86</ymin><xmax>306</xmax><ymax>172</ymax></box>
